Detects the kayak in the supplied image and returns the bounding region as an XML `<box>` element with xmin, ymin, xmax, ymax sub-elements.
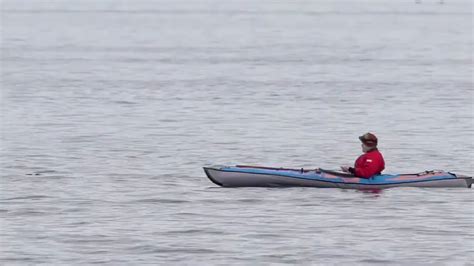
<box><xmin>203</xmin><ymin>165</ymin><xmax>473</xmax><ymax>189</ymax></box>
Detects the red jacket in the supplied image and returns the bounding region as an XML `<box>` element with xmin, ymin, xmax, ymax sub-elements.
<box><xmin>352</xmin><ymin>149</ymin><xmax>385</xmax><ymax>178</ymax></box>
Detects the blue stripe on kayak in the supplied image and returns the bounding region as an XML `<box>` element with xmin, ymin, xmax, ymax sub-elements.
<box><xmin>219</xmin><ymin>167</ymin><xmax>457</xmax><ymax>185</ymax></box>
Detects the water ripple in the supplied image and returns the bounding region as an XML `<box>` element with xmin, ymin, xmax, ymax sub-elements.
<box><xmin>1</xmin><ymin>0</ymin><xmax>472</xmax><ymax>264</ymax></box>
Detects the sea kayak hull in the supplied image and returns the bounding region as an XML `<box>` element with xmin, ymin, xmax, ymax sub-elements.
<box><xmin>204</xmin><ymin>166</ymin><xmax>473</xmax><ymax>189</ymax></box>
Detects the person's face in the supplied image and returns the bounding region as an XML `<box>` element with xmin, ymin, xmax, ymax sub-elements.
<box><xmin>361</xmin><ymin>143</ymin><xmax>371</xmax><ymax>153</ymax></box>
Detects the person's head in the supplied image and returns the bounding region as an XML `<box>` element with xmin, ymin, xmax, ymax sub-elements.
<box><xmin>359</xmin><ymin>132</ymin><xmax>378</xmax><ymax>153</ymax></box>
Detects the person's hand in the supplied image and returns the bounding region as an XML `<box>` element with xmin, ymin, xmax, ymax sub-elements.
<box><xmin>340</xmin><ymin>166</ymin><xmax>350</xmax><ymax>173</ymax></box>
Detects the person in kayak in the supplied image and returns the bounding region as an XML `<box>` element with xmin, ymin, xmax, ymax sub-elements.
<box><xmin>341</xmin><ymin>132</ymin><xmax>385</xmax><ymax>178</ymax></box>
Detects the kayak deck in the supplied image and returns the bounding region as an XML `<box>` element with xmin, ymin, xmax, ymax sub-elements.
<box><xmin>204</xmin><ymin>165</ymin><xmax>473</xmax><ymax>189</ymax></box>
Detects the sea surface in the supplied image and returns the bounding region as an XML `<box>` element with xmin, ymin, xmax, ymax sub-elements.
<box><xmin>1</xmin><ymin>0</ymin><xmax>473</xmax><ymax>264</ymax></box>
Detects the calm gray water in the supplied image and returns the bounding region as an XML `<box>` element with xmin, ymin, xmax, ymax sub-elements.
<box><xmin>1</xmin><ymin>0</ymin><xmax>473</xmax><ymax>264</ymax></box>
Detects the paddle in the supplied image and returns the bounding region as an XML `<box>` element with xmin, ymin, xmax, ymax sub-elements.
<box><xmin>236</xmin><ymin>165</ymin><xmax>317</xmax><ymax>172</ymax></box>
<box><xmin>236</xmin><ymin>165</ymin><xmax>360</xmax><ymax>178</ymax></box>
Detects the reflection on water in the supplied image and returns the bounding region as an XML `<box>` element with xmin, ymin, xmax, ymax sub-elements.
<box><xmin>357</xmin><ymin>188</ymin><xmax>384</xmax><ymax>196</ymax></box>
